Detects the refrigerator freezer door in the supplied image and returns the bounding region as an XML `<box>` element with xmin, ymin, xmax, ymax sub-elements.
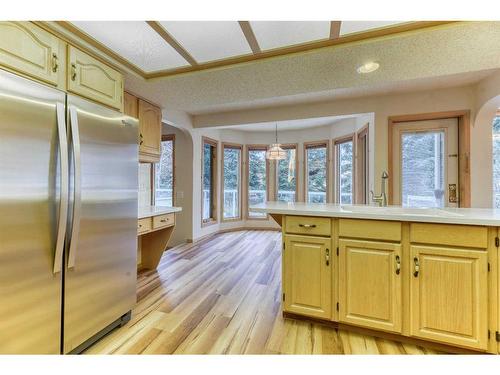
<box><xmin>63</xmin><ymin>95</ymin><xmax>138</xmax><ymax>353</ymax></box>
<box><xmin>0</xmin><ymin>70</ymin><xmax>66</xmax><ymax>353</ymax></box>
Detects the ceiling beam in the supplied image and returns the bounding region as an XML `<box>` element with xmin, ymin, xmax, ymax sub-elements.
<box><xmin>238</xmin><ymin>21</ymin><xmax>261</xmax><ymax>54</ymax></box>
<box><xmin>146</xmin><ymin>21</ymin><xmax>198</xmax><ymax>66</ymax></box>
<box><xmin>330</xmin><ymin>21</ymin><xmax>342</xmax><ymax>39</ymax></box>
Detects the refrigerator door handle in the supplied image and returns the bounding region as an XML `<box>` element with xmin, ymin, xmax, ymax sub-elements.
<box><xmin>53</xmin><ymin>102</ymin><xmax>69</xmax><ymax>274</ymax></box>
<box><xmin>68</xmin><ymin>106</ymin><xmax>81</xmax><ymax>269</ymax></box>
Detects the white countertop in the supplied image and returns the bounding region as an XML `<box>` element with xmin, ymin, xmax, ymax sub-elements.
<box><xmin>138</xmin><ymin>206</ymin><xmax>182</xmax><ymax>219</ymax></box>
<box><xmin>250</xmin><ymin>202</ymin><xmax>500</xmax><ymax>226</ymax></box>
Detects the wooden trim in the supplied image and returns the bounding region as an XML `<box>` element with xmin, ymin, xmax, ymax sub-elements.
<box><xmin>221</xmin><ymin>142</ymin><xmax>243</xmax><ymax>222</ymax></box>
<box><xmin>142</xmin><ymin>21</ymin><xmax>455</xmax><ymax>79</ymax></box>
<box><xmin>356</xmin><ymin>124</ymin><xmax>369</xmax><ymax>204</ymax></box>
<box><xmin>330</xmin><ymin>21</ymin><xmax>342</xmax><ymax>39</ymax></box>
<box><xmin>238</xmin><ymin>21</ymin><xmax>261</xmax><ymax>54</ymax></box>
<box><xmin>146</xmin><ymin>21</ymin><xmax>198</xmax><ymax>66</ymax></box>
<box><xmin>387</xmin><ymin>110</ymin><xmax>471</xmax><ymax>207</ymax></box>
<box><xmin>201</xmin><ymin>136</ymin><xmax>219</xmax><ymax>227</ymax></box>
<box><xmin>303</xmin><ymin>140</ymin><xmax>330</xmax><ymax>203</ymax></box>
<box><xmin>333</xmin><ymin>134</ymin><xmax>356</xmax><ymax>204</ymax></box>
<box><xmin>274</xmin><ymin>143</ymin><xmax>299</xmax><ymax>202</ymax></box>
<box><xmin>245</xmin><ymin>145</ymin><xmax>271</xmax><ymax>220</ymax></box>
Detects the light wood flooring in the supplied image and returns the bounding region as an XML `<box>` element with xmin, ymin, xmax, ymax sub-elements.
<box><xmin>85</xmin><ymin>230</ymin><xmax>442</xmax><ymax>354</ymax></box>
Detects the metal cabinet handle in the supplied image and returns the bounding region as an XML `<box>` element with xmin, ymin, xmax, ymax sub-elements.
<box><xmin>325</xmin><ymin>248</ymin><xmax>330</xmax><ymax>266</ymax></box>
<box><xmin>71</xmin><ymin>63</ymin><xmax>77</xmax><ymax>81</ymax></box>
<box><xmin>160</xmin><ymin>219</ymin><xmax>167</xmax><ymax>223</ymax></box>
<box><xmin>395</xmin><ymin>255</ymin><xmax>401</xmax><ymax>275</ymax></box>
<box><xmin>139</xmin><ymin>132</ymin><xmax>144</xmax><ymax>145</ymax></box>
<box><xmin>298</xmin><ymin>224</ymin><xmax>316</xmax><ymax>228</ymax></box>
<box><xmin>139</xmin><ymin>224</ymin><xmax>143</xmax><ymax>228</ymax></box>
<box><xmin>413</xmin><ymin>257</ymin><xmax>420</xmax><ymax>277</ymax></box>
<box><xmin>52</xmin><ymin>53</ymin><xmax>59</xmax><ymax>73</ymax></box>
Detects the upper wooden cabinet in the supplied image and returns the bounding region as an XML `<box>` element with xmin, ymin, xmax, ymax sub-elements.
<box><xmin>138</xmin><ymin>98</ymin><xmax>162</xmax><ymax>163</ymax></box>
<box><xmin>283</xmin><ymin>235</ymin><xmax>332</xmax><ymax>320</ymax></box>
<box><xmin>124</xmin><ymin>92</ymin><xmax>138</xmax><ymax>118</ymax></box>
<box><xmin>0</xmin><ymin>22</ymin><xmax>65</xmax><ymax>88</ymax></box>
<box><xmin>410</xmin><ymin>245</ymin><xmax>488</xmax><ymax>350</ymax></box>
<box><xmin>67</xmin><ymin>45</ymin><xmax>123</xmax><ymax>110</ymax></box>
<box><xmin>339</xmin><ymin>239</ymin><xmax>402</xmax><ymax>333</ymax></box>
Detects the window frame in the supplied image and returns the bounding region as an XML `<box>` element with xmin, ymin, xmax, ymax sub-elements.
<box><xmin>245</xmin><ymin>144</ymin><xmax>270</xmax><ymax>220</ymax></box>
<box><xmin>274</xmin><ymin>143</ymin><xmax>299</xmax><ymax>203</ymax></box>
<box><xmin>221</xmin><ymin>142</ymin><xmax>243</xmax><ymax>222</ymax></box>
<box><xmin>356</xmin><ymin>125</ymin><xmax>369</xmax><ymax>204</ymax></box>
<box><xmin>151</xmin><ymin>134</ymin><xmax>175</xmax><ymax>207</ymax></box>
<box><xmin>303</xmin><ymin>140</ymin><xmax>330</xmax><ymax>204</ymax></box>
<box><xmin>201</xmin><ymin>136</ymin><xmax>218</xmax><ymax>227</ymax></box>
<box><xmin>333</xmin><ymin>134</ymin><xmax>356</xmax><ymax>204</ymax></box>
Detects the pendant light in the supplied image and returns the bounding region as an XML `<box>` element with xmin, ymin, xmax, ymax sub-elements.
<box><xmin>266</xmin><ymin>123</ymin><xmax>286</xmax><ymax>160</ymax></box>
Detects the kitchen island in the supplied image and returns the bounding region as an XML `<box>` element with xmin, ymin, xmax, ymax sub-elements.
<box><xmin>138</xmin><ymin>206</ymin><xmax>182</xmax><ymax>270</ymax></box>
<box><xmin>250</xmin><ymin>202</ymin><xmax>500</xmax><ymax>354</ymax></box>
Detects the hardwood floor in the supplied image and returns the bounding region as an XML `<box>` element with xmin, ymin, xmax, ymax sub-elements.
<box><xmin>85</xmin><ymin>230</ymin><xmax>442</xmax><ymax>355</ymax></box>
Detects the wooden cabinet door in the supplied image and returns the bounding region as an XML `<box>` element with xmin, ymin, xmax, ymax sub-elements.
<box><xmin>138</xmin><ymin>99</ymin><xmax>161</xmax><ymax>162</ymax></box>
<box><xmin>0</xmin><ymin>22</ymin><xmax>63</xmax><ymax>87</ymax></box>
<box><xmin>283</xmin><ymin>235</ymin><xmax>332</xmax><ymax>319</ymax></box>
<box><xmin>67</xmin><ymin>45</ymin><xmax>123</xmax><ymax>110</ymax></box>
<box><xmin>339</xmin><ymin>239</ymin><xmax>402</xmax><ymax>333</ymax></box>
<box><xmin>410</xmin><ymin>245</ymin><xmax>488</xmax><ymax>350</ymax></box>
<box><xmin>124</xmin><ymin>92</ymin><xmax>138</xmax><ymax>118</ymax></box>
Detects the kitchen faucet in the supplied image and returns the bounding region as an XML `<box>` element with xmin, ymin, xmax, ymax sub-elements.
<box><xmin>370</xmin><ymin>171</ymin><xmax>389</xmax><ymax>207</ymax></box>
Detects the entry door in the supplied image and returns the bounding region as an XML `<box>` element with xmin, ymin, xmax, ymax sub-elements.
<box><xmin>392</xmin><ymin>118</ymin><xmax>458</xmax><ymax>207</ymax></box>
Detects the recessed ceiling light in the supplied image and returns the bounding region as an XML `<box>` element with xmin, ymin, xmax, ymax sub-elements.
<box><xmin>357</xmin><ymin>61</ymin><xmax>380</xmax><ymax>74</ymax></box>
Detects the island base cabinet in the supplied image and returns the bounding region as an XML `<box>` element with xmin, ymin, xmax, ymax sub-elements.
<box><xmin>410</xmin><ymin>245</ymin><xmax>488</xmax><ymax>351</ymax></box>
<box><xmin>283</xmin><ymin>235</ymin><xmax>332</xmax><ymax>320</ymax></box>
<box><xmin>338</xmin><ymin>239</ymin><xmax>402</xmax><ymax>333</ymax></box>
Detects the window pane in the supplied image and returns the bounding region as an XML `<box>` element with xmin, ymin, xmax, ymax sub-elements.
<box><xmin>493</xmin><ymin>116</ymin><xmax>500</xmax><ymax>208</ymax></box>
<box><xmin>338</xmin><ymin>141</ymin><xmax>354</xmax><ymax>204</ymax></box>
<box><xmin>248</xmin><ymin>149</ymin><xmax>267</xmax><ymax>217</ymax></box>
<box><xmin>306</xmin><ymin>146</ymin><xmax>327</xmax><ymax>203</ymax></box>
<box><xmin>155</xmin><ymin>138</ymin><xmax>173</xmax><ymax>207</ymax></box>
<box><xmin>277</xmin><ymin>148</ymin><xmax>296</xmax><ymax>203</ymax></box>
<box><xmin>401</xmin><ymin>131</ymin><xmax>445</xmax><ymax>208</ymax></box>
<box><xmin>203</xmin><ymin>143</ymin><xmax>214</xmax><ymax>220</ymax></box>
<box><xmin>223</xmin><ymin>147</ymin><xmax>241</xmax><ymax>219</ymax></box>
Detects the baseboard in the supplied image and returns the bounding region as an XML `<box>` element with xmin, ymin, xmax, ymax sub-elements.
<box><xmin>186</xmin><ymin>226</ymin><xmax>280</xmax><ymax>244</ymax></box>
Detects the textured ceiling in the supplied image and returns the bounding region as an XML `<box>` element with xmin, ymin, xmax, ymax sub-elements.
<box><xmin>123</xmin><ymin>22</ymin><xmax>500</xmax><ymax>118</ymax></box>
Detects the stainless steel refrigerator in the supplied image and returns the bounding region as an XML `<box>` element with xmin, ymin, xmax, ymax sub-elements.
<box><xmin>0</xmin><ymin>69</ymin><xmax>138</xmax><ymax>354</ymax></box>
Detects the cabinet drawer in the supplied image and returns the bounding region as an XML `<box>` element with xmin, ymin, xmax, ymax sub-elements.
<box><xmin>285</xmin><ymin>216</ymin><xmax>331</xmax><ymax>236</ymax></box>
<box><xmin>138</xmin><ymin>218</ymin><xmax>151</xmax><ymax>234</ymax></box>
<box><xmin>67</xmin><ymin>45</ymin><xmax>123</xmax><ymax>110</ymax></box>
<box><xmin>410</xmin><ymin>223</ymin><xmax>487</xmax><ymax>249</ymax></box>
<box><xmin>339</xmin><ymin>219</ymin><xmax>401</xmax><ymax>242</ymax></box>
<box><xmin>0</xmin><ymin>21</ymin><xmax>64</xmax><ymax>87</ymax></box>
<box><xmin>153</xmin><ymin>213</ymin><xmax>175</xmax><ymax>229</ymax></box>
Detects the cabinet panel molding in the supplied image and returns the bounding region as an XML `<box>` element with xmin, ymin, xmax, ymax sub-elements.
<box><xmin>0</xmin><ymin>21</ymin><xmax>63</xmax><ymax>87</ymax></box>
<box><xmin>339</xmin><ymin>239</ymin><xmax>402</xmax><ymax>333</ymax></box>
<box><xmin>67</xmin><ymin>45</ymin><xmax>123</xmax><ymax>110</ymax></box>
<box><xmin>283</xmin><ymin>235</ymin><xmax>332</xmax><ymax>319</ymax></box>
<box><xmin>410</xmin><ymin>245</ymin><xmax>488</xmax><ymax>350</ymax></box>
<box><xmin>138</xmin><ymin>98</ymin><xmax>161</xmax><ymax>162</ymax></box>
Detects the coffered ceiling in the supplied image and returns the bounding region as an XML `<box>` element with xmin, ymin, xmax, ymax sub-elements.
<box><xmin>58</xmin><ymin>21</ymin><xmax>446</xmax><ymax>78</ymax></box>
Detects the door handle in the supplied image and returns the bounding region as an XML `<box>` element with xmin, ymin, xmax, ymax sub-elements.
<box><xmin>52</xmin><ymin>53</ymin><xmax>59</xmax><ymax>73</ymax></box>
<box><xmin>53</xmin><ymin>103</ymin><xmax>68</xmax><ymax>274</ymax></box>
<box><xmin>298</xmin><ymin>223</ymin><xmax>316</xmax><ymax>228</ymax></box>
<box><xmin>139</xmin><ymin>132</ymin><xmax>144</xmax><ymax>145</ymax></box>
<box><xmin>413</xmin><ymin>257</ymin><xmax>420</xmax><ymax>277</ymax></box>
<box><xmin>325</xmin><ymin>248</ymin><xmax>330</xmax><ymax>266</ymax></box>
<box><xmin>68</xmin><ymin>106</ymin><xmax>81</xmax><ymax>270</ymax></box>
<box><xmin>395</xmin><ymin>255</ymin><xmax>401</xmax><ymax>275</ymax></box>
<box><xmin>70</xmin><ymin>63</ymin><xmax>77</xmax><ymax>81</ymax></box>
